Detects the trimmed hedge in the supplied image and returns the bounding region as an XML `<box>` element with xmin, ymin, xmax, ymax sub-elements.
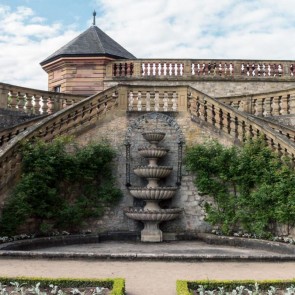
<box><xmin>177</xmin><ymin>279</ymin><xmax>295</xmax><ymax>294</ymax></box>
<box><xmin>0</xmin><ymin>276</ymin><xmax>125</xmax><ymax>295</ymax></box>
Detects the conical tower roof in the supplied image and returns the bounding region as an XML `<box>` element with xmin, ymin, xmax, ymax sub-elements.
<box><xmin>40</xmin><ymin>25</ymin><xmax>136</xmax><ymax>65</ymax></box>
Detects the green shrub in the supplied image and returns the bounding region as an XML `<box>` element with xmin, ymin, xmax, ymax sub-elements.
<box><xmin>185</xmin><ymin>138</ymin><xmax>295</xmax><ymax>237</ymax></box>
<box><xmin>0</xmin><ymin>137</ymin><xmax>122</xmax><ymax>235</ymax></box>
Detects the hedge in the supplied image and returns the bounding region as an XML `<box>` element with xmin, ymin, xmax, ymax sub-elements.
<box><xmin>0</xmin><ymin>276</ymin><xmax>125</xmax><ymax>295</ymax></box>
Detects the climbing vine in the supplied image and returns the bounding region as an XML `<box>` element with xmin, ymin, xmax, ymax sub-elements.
<box><xmin>0</xmin><ymin>137</ymin><xmax>122</xmax><ymax>235</ymax></box>
<box><xmin>185</xmin><ymin>138</ymin><xmax>295</xmax><ymax>238</ymax></box>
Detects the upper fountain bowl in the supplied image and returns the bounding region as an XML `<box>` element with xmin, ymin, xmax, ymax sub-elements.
<box><xmin>142</xmin><ymin>132</ymin><xmax>166</xmax><ymax>145</ymax></box>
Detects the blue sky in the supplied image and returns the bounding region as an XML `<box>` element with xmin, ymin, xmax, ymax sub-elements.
<box><xmin>0</xmin><ymin>0</ymin><xmax>295</xmax><ymax>90</ymax></box>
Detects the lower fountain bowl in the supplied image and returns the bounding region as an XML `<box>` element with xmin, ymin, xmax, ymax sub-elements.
<box><xmin>124</xmin><ymin>208</ymin><xmax>183</xmax><ymax>221</ymax></box>
<box><xmin>129</xmin><ymin>187</ymin><xmax>178</xmax><ymax>200</ymax></box>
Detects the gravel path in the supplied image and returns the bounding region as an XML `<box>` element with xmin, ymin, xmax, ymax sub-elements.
<box><xmin>1</xmin><ymin>259</ymin><xmax>295</xmax><ymax>295</ymax></box>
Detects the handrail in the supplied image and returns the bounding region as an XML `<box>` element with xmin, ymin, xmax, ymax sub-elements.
<box><xmin>0</xmin><ymin>82</ymin><xmax>87</xmax><ymax>115</ymax></box>
<box><xmin>188</xmin><ymin>86</ymin><xmax>295</xmax><ymax>160</ymax></box>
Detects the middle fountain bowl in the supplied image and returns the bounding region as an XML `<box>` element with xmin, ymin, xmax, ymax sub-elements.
<box><xmin>134</xmin><ymin>166</ymin><xmax>173</xmax><ymax>179</ymax></box>
<box><xmin>128</xmin><ymin>186</ymin><xmax>178</xmax><ymax>200</ymax></box>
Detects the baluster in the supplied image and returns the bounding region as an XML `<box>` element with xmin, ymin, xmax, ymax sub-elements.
<box><xmin>146</xmin><ymin>92</ymin><xmax>151</xmax><ymax>111</ymax></box>
<box><xmin>271</xmin><ymin>96</ymin><xmax>280</xmax><ymax>116</ymax></box>
<box><xmin>17</xmin><ymin>93</ymin><xmax>25</xmax><ymax>111</ymax></box>
<box><xmin>113</xmin><ymin>63</ymin><xmax>117</xmax><ymax>76</ymax></box>
<box><xmin>119</xmin><ymin>63</ymin><xmax>123</xmax><ymax>76</ymax></box>
<box><xmin>124</xmin><ymin>63</ymin><xmax>128</xmax><ymax>76</ymax></box>
<box><xmin>48</xmin><ymin>96</ymin><xmax>55</xmax><ymax>114</ymax></box>
<box><xmin>152</xmin><ymin>63</ymin><xmax>156</xmax><ymax>76</ymax></box>
<box><xmin>169</xmin><ymin>63</ymin><xmax>173</xmax><ymax>76</ymax></box>
<box><xmin>229</xmin><ymin>115</ymin><xmax>236</xmax><ymax>137</ymax></box>
<box><xmin>137</xmin><ymin>92</ymin><xmax>142</xmax><ymax>111</ymax></box>
<box><xmin>147</xmin><ymin>63</ymin><xmax>151</xmax><ymax>76</ymax></box>
<box><xmin>174</xmin><ymin>63</ymin><xmax>178</xmax><ymax>76</ymax></box>
<box><xmin>163</xmin><ymin>92</ymin><xmax>169</xmax><ymax>112</ymax></box>
<box><xmin>191</xmin><ymin>63</ymin><xmax>195</xmax><ymax>75</ymax></box>
<box><xmin>33</xmin><ymin>95</ymin><xmax>41</xmax><ymax>114</ymax></box>
<box><xmin>263</xmin><ymin>97</ymin><xmax>271</xmax><ymax>116</ymax></box>
<box><xmin>254</xmin><ymin>99</ymin><xmax>263</xmax><ymax>116</ymax></box>
<box><xmin>142</xmin><ymin>63</ymin><xmax>146</xmax><ymax>76</ymax></box>
<box><xmin>215</xmin><ymin>108</ymin><xmax>223</xmax><ymax>130</ymax></box>
<box><xmin>154</xmin><ymin>92</ymin><xmax>159</xmax><ymax>111</ymax></box>
<box><xmin>280</xmin><ymin>95</ymin><xmax>288</xmax><ymax>115</ymax></box>
<box><xmin>225</xmin><ymin>113</ymin><xmax>231</xmax><ymax>134</ymax></box>
<box><xmin>128</xmin><ymin>91</ymin><xmax>134</xmax><ymax>111</ymax></box>
<box><xmin>163</xmin><ymin>63</ymin><xmax>167</xmax><ymax>76</ymax></box>
<box><xmin>172</xmin><ymin>92</ymin><xmax>177</xmax><ymax>111</ymax></box>
<box><xmin>41</xmin><ymin>96</ymin><xmax>48</xmax><ymax>114</ymax></box>
<box><xmin>9</xmin><ymin>91</ymin><xmax>18</xmax><ymax>110</ymax></box>
<box><xmin>158</xmin><ymin>63</ymin><xmax>162</xmax><ymax>76</ymax></box>
<box><xmin>130</xmin><ymin>63</ymin><xmax>134</xmax><ymax>76</ymax></box>
<box><xmin>237</xmin><ymin>120</ymin><xmax>245</xmax><ymax>141</ymax></box>
<box><xmin>26</xmin><ymin>93</ymin><xmax>33</xmax><ymax>114</ymax></box>
<box><xmin>289</xmin><ymin>94</ymin><xmax>295</xmax><ymax>114</ymax></box>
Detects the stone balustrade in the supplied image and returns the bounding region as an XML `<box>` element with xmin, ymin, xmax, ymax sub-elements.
<box><xmin>188</xmin><ymin>87</ymin><xmax>295</xmax><ymax>160</ymax></box>
<box><xmin>0</xmin><ymin>82</ymin><xmax>86</xmax><ymax>115</ymax></box>
<box><xmin>219</xmin><ymin>88</ymin><xmax>295</xmax><ymax>117</ymax></box>
<box><xmin>125</xmin><ymin>86</ymin><xmax>188</xmax><ymax>112</ymax></box>
<box><xmin>1</xmin><ymin>84</ymin><xmax>295</xmax><ymax>194</ymax></box>
<box><xmin>0</xmin><ymin>86</ymin><xmax>119</xmax><ymax>192</ymax></box>
<box><xmin>106</xmin><ymin>59</ymin><xmax>295</xmax><ymax>80</ymax></box>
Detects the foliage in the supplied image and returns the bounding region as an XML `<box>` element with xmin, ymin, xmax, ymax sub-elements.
<box><xmin>178</xmin><ymin>279</ymin><xmax>295</xmax><ymax>295</ymax></box>
<box><xmin>185</xmin><ymin>138</ymin><xmax>295</xmax><ymax>237</ymax></box>
<box><xmin>0</xmin><ymin>277</ymin><xmax>125</xmax><ymax>295</ymax></box>
<box><xmin>0</xmin><ymin>137</ymin><xmax>122</xmax><ymax>235</ymax></box>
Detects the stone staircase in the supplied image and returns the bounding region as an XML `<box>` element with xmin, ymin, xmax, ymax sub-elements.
<box><xmin>1</xmin><ymin>83</ymin><xmax>295</xmax><ymax>196</ymax></box>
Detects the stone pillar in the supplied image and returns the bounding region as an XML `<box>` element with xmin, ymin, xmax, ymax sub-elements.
<box><xmin>177</xmin><ymin>87</ymin><xmax>188</xmax><ymax>112</ymax></box>
<box><xmin>117</xmin><ymin>86</ymin><xmax>128</xmax><ymax>110</ymax></box>
<box><xmin>0</xmin><ymin>84</ymin><xmax>8</xmax><ymax>108</ymax></box>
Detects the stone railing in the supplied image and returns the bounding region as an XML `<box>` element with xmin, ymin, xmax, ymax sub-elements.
<box><xmin>0</xmin><ymin>86</ymin><xmax>119</xmax><ymax>192</ymax></box>
<box><xmin>219</xmin><ymin>88</ymin><xmax>295</xmax><ymax>117</ymax></box>
<box><xmin>124</xmin><ymin>85</ymin><xmax>188</xmax><ymax>112</ymax></box>
<box><xmin>106</xmin><ymin>59</ymin><xmax>295</xmax><ymax>80</ymax></box>
<box><xmin>188</xmin><ymin>87</ymin><xmax>295</xmax><ymax>160</ymax></box>
<box><xmin>0</xmin><ymin>82</ymin><xmax>86</xmax><ymax>115</ymax></box>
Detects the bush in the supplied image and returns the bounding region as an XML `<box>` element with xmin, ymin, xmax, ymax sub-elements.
<box><xmin>0</xmin><ymin>137</ymin><xmax>122</xmax><ymax>235</ymax></box>
<box><xmin>185</xmin><ymin>138</ymin><xmax>295</xmax><ymax>237</ymax></box>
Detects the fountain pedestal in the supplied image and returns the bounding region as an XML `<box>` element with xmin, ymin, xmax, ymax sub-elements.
<box><xmin>124</xmin><ymin>131</ymin><xmax>182</xmax><ymax>242</ymax></box>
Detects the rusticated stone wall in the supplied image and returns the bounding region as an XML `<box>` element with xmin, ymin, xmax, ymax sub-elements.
<box><xmin>75</xmin><ymin>110</ymin><xmax>235</xmax><ymax>236</ymax></box>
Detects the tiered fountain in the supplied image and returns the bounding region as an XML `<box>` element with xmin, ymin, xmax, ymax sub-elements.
<box><xmin>124</xmin><ymin>131</ymin><xmax>182</xmax><ymax>242</ymax></box>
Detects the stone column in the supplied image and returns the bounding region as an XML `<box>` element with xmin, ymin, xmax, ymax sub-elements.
<box><xmin>0</xmin><ymin>83</ymin><xmax>8</xmax><ymax>108</ymax></box>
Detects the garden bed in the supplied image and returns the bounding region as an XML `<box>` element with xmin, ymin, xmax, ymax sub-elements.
<box><xmin>176</xmin><ymin>279</ymin><xmax>295</xmax><ymax>295</ymax></box>
<box><xmin>0</xmin><ymin>277</ymin><xmax>125</xmax><ymax>295</ymax></box>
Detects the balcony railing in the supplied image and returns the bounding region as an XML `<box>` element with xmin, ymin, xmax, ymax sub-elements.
<box><xmin>106</xmin><ymin>59</ymin><xmax>295</xmax><ymax>81</ymax></box>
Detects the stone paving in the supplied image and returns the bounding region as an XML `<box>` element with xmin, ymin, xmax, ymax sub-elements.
<box><xmin>1</xmin><ymin>240</ymin><xmax>295</xmax><ymax>294</ymax></box>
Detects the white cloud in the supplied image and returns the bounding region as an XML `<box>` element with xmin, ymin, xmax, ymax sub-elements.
<box><xmin>95</xmin><ymin>0</ymin><xmax>295</xmax><ymax>59</ymax></box>
<box><xmin>1</xmin><ymin>1</ymin><xmax>295</xmax><ymax>91</ymax></box>
<box><xmin>0</xmin><ymin>5</ymin><xmax>79</xmax><ymax>90</ymax></box>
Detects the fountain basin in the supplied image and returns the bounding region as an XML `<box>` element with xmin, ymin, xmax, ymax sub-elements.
<box><xmin>138</xmin><ymin>147</ymin><xmax>169</xmax><ymax>159</ymax></box>
<box><xmin>129</xmin><ymin>187</ymin><xmax>177</xmax><ymax>200</ymax></box>
<box><xmin>124</xmin><ymin>208</ymin><xmax>182</xmax><ymax>221</ymax></box>
<box><xmin>142</xmin><ymin>132</ymin><xmax>165</xmax><ymax>145</ymax></box>
<box><xmin>134</xmin><ymin>166</ymin><xmax>172</xmax><ymax>179</ymax></box>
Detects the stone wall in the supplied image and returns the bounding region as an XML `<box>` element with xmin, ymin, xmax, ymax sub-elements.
<box><xmin>104</xmin><ymin>80</ymin><xmax>295</xmax><ymax>98</ymax></box>
<box><xmin>75</xmin><ymin>110</ymin><xmax>236</xmax><ymax>235</ymax></box>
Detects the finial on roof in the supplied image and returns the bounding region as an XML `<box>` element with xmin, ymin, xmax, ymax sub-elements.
<box><xmin>92</xmin><ymin>10</ymin><xmax>96</xmax><ymax>26</ymax></box>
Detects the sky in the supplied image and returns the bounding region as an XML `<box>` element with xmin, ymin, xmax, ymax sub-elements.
<box><xmin>0</xmin><ymin>0</ymin><xmax>295</xmax><ymax>90</ymax></box>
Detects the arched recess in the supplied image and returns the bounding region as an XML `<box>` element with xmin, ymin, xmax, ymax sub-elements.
<box><xmin>125</xmin><ymin>112</ymin><xmax>185</xmax><ymax>187</ymax></box>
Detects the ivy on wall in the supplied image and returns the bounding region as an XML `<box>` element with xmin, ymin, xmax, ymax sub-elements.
<box><xmin>185</xmin><ymin>138</ymin><xmax>295</xmax><ymax>238</ymax></box>
<box><xmin>0</xmin><ymin>137</ymin><xmax>122</xmax><ymax>235</ymax></box>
